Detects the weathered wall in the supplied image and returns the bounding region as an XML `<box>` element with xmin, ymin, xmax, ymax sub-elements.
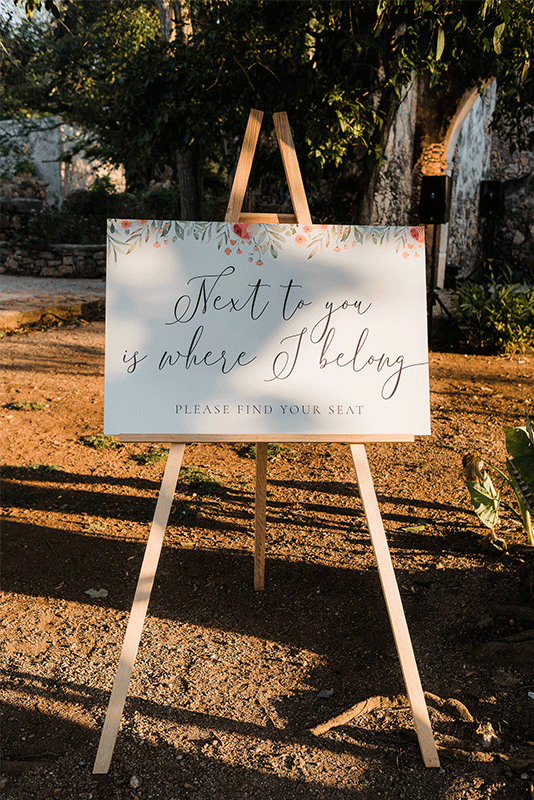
<box><xmin>0</xmin><ymin>117</ymin><xmax>125</xmax><ymax>204</ymax></box>
<box><xmin>372</xmin><ymin>78</ymin><xmax>532</xmax><ymax>282</ymax></box>
<box><xmin>446</xmin><ymin>82</ymin><xmax>497</xmax><ymax>275</ymax></box>
<box><xmin>0</xmin><ymin>242</ymin><xmax>106</xmax><ymax>278</ymax></box>
<box><xmin>490</xmin><ymin>133</ymin><xmax>534</xmax><ymax>277</ymax></box>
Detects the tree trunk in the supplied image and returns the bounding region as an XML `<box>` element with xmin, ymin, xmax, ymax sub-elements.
<box><xmin>176</xmin><ymin>145</ymin><xmax>204</xmax><ymax>220</ymax></box>
<box><xmin>354</xmin><ymin>87</ymin><xmax>401</xmax><ymax>224</ymax></box>
<box><xmin>157</xmin><ymin>0</ymin><xmax>202</xmax><ymax>219</ymax></box>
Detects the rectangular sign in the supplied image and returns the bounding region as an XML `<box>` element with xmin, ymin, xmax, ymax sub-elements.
<box><xmin>104</xmin><ymin>220</ymin><xmax>430</xmax><ymax>438</ymax></box>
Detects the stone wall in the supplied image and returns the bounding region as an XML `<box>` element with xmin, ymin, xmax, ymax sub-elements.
<box><xmin>447</xmin><ymin>84</ymin><xmax>497</xmax><ymax>275</ymax></box>
<box><xmin>0</xmin><ymin>242</ymin><xmax>106</xmax><ymax>278</ymax></box>
<box><xmin>490</xmin><ymin>133</ymin><xmax>534</xmax><ymax>277</ymax></box>
<box><xmin>1</xmin><ymin>177</ymin><xmax>48</xmax><ymax>242</ymax></box>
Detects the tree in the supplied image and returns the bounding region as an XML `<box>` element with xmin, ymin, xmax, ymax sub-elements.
<box><xmin>4</xmin><ymin>0</ymin><xmax>533</xmax><ymax>221</ymax></box>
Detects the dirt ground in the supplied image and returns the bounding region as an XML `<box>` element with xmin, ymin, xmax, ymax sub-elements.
<box><xmin>1</xmin><ymin>318</ymin><xmax>534</xmax><ymax>800</ymax></box>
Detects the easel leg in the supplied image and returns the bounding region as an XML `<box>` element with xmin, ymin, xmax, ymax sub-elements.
<box><xmin>93</xmin><ymin>443</ymin><xmax>186</xmax><ymax>774</ymax></box>
<box><xmin>254</xmin><ymin>442</ymin><xmax>267</xmax><ymax>590</ymax></box>
<box><xmin>350</xmin><ymin>444</ymin><xmax>440</xmax><ymax>768</ymax></box>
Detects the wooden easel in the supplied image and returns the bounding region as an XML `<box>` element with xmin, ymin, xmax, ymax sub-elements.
<box><xmin>93</xmin><ymin>110</ymin><xmax>440</xmax><ymax>773</ymax></box>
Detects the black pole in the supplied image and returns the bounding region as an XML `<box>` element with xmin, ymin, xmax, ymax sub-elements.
<box><xmin>427</xmin><ymin>223</ymin><xmax>438</xmax><ymax>342</ymax></box>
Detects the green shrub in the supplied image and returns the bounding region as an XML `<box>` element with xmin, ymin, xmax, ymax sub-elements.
<box><xmin>79</xmin><ymin>433</ymin><xmax>121</xmax><ymax>450</ymax></box>
<box><xmin>453</xmin><ymin>268</ymin><xmax>534</xmax><ymax>354</ymax></box>
<box><xmin>131</xmin><ymin>446</ymin><xmax>169</xmax><ymax>464</ymax></box>
<box><xmin>236</xmin><ymin>443</ymin><xmax>298</xmax><ymax>461</ymax></box>
<box><xmin>463</xmin><ymin>416</ymin><xmax>534</xmax><ymax>546</ymax></box>
<box><xmin>178</xmin><ymin>466</ymin><xmax>226</xmax><ymax>495</ymax></box>
<box><xmin>19</xmin><ymin>178</ymin><xmax>182</xmax><ymax>246</ymax></box>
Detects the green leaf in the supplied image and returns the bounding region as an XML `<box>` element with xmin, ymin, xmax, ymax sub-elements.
<box><xmin>505</xmin><ymin>426</ymin><xmax>533</xmax><ymax>461</ymax></box>
<box><xmin>465</xmin><ymin>474</ymin><xmax>500</xmax><ymax>530</ymax></box>
<box><xmin>505</xmin><ymin>425</ymin><xmax>534</xmax><ymax>513</ymax></box>
<box><xmin>436</xmin><ymin>27</ymin><xmax>445</xmax><ymax>61</ymax></box>
<box><xmin>493</xmin><ymin>22</ymin><xmax>506</xmax><ymax>55</ymax></box>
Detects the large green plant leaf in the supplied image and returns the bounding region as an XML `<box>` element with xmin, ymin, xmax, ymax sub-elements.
<box><xmin>505</xmin><ymin>425</ymin><xmax>534</xmax><ymax>520</ymax></box>
<box><xmin>505</xmin><ymin>427</ymin><xmax>534</xmax><ymax>494</ymax></box>
<box><xmin>465</xmin><ymin>473</ymin><xmax>500</xmax><ymax>530</ymax></box>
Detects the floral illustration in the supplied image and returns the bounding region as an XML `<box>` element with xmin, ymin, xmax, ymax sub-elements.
<box><xmin>107</xmin><ymin>220</ymin><xmax>425</xmax><ymax>263</ymax></box>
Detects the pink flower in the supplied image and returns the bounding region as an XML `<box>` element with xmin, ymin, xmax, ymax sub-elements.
<box><xmin>232</xmin><ymin>223</ymin><xmax>251</xmax><ymax>240</ymax></box>
<box><xmin>302</xmin><ymin>225</ymin><xmax>313</xmax><ymax>234</ymax></box>
<box><xmin>137</xmin><ymin>219</ymin><xmax>148</xmax><ymax>225</ymax></box>
<box><xmin>334</xmin><ymin>246</ymin><xmax>341</xmax><ymax>253</ymax></box>
<box><xmin>120</xmin><ymin>220</ymin><xmax>132</xmax><ymax>229</ymax></box>
<box><xmin>294</xmin><ymin>234</ymin><xmax>306</xmax><ymax>246</ymax></box>
<box><xmin>256</xmin><ymin>260</ymin><xmax>263</xmax><ymax>266</ymax></box>
<box><xmin>402</xmin><ymin>251</ymin><xmax>409</xmax><ymax>258</ymax></box>
<box><xmin>409</xmin><ymin>226</ymin><xmax>424</xmax><ymax>243</ymax></box>
<box><xmin>154</xmin><ymin>242</ymin><xmax>161</xmax><ymax>248</ymax></box>
<box><xmin>224</xmin><ymin>247</ymin><xmax>231</xmax><ymax>255</ymax></box>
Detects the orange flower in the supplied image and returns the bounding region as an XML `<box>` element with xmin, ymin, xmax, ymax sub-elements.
<box><xmin>232</xmin><ymin>223</ymin><xmax>251</xmax><ymax>240</ymax></box>
<box><xmin>409</xmin><ymin>226</ymin><xmax>424</xmax><ymax>243</ymax></box>
<box><xmin>224</xmin><ymin>247</ymin><xmax>231</xmax><ymax>255</ymax></box>
<box><xmin>120</xmin><ymin>220</ymin><xmax>132</xmax><ymax>229</ymax></box>
<box><xmin>154</xmin><ymin>242</ymin><xmax>161</xmax><ymax>248</ymax></box>
<box><xmin>294</xmin><ymin>234</ymin><xmax>306</xmax><ymax>246</ymax></box>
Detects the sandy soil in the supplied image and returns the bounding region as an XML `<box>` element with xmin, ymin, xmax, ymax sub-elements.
<box><xmin>1</xmin><ymin>319</ymin><xmax>533</xmax><ymax>800</ymax></box>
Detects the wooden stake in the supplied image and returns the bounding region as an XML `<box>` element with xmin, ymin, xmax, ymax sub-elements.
<box><xmin>350</xmin><ymin>444</ymin><xmax>440</xmax><ymax>768</ymax></box>
<box><xmin>225</xmin><ymin>109</ymin><xmax>263</xmax><ymax>222</ymax></box>
<box><xmin>273</xmin><ymin>112</ymin><xmax>312</xmax><ymax>226</ymax></box>
<box><xmin>93</xmin><ymin>443</ymin><xmax>185</xmax><ymax>774</ymax></box>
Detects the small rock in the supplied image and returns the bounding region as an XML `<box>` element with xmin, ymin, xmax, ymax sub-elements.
<box><xmin>476</xmin><ymin>721</ymin><xmax>501</xmax><ymax>749</ymax></box>
<box><xmin>129</xmin><ymin>775</ymin><xmax>140</xmax><ymax>789</ymax></box>
<box><xmin>317</xmin><ymin>689</ymin><xmax>334</xmax><ymax>698</ymax></box>
<box><xmin>493</xmin><ymin>670</ymin><xmax>521</xmax><ymax>687</ymax></box>
<box><xmin>85</xmin><ymin>588</ymin><xmax>108</xmax><ymax>599</ymax></box>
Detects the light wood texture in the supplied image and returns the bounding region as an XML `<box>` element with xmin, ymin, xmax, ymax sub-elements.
<box><xmin>93</xmin><ymin>443</ymin><xmax>185</xmax><ymax>774</ymax></box>
<box><xmin>350</xmin><ymin>444</ymin><xmax>440</xmax><ymax>768</ymax></box>
<box><xmin>237</xmin><ymin>212</ymin><xmax>298</xmax><ymax>224</ymax></box>
<box><xmin>118</xmin><ymin>433</ymin><xmax>415</xmax><ymax>444</ymax></box>
<box><xmin>273</xmin><ymin>111</ymin><xmax>312</xmax><ymax>226</ymax></box>
<box><xmin>225</xmin><ymin>108</ymin><xmax>264</xmax><ymax>222</ymax></box>
<box><xmin>254</xmin><ymin>442</ymin><xmax>268</xmax><ymax>590</ymax></box>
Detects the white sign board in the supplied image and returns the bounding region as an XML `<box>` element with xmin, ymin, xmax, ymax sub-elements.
<box><xmin>104</xmin><ymin>220</ymin><xmax>430</xmax><ymax>438</ymax></box>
